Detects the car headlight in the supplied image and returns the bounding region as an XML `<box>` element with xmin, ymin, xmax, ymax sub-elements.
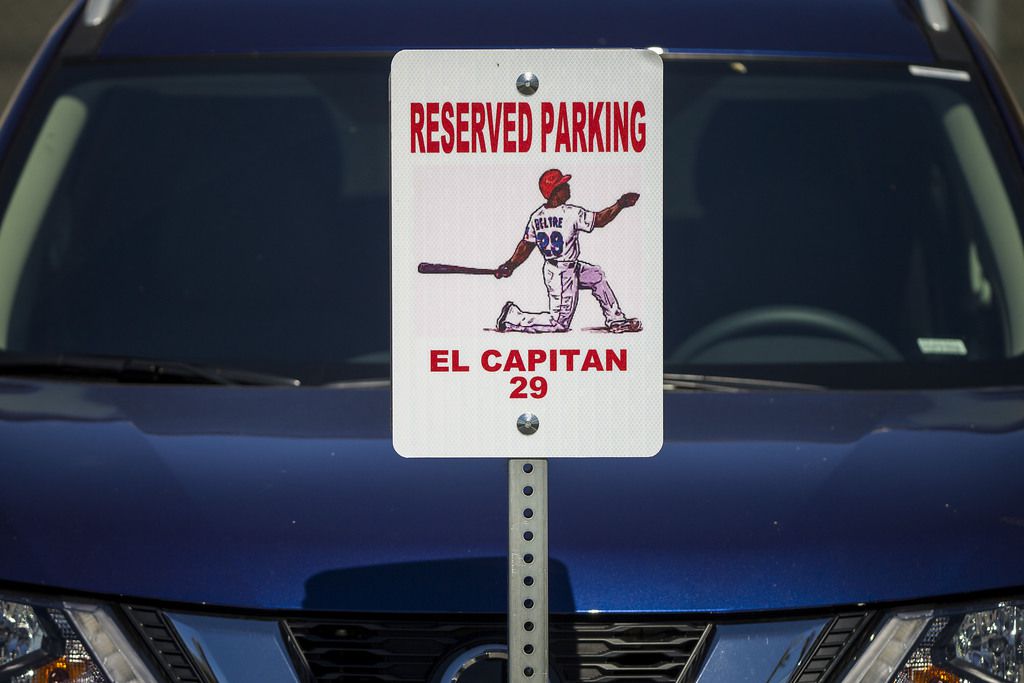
<box><xmin>842</xmin><ymin>601</ymin><xmax>1023</xmax><ymax>683</ymax></box>
<box><xmin>0</xmin><ymin>594</ymin><xmax>157</xmax><ymax>683</ymax></box>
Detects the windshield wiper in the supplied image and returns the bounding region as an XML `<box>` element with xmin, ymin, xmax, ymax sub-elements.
<box><xmin>321</xmin><ymin>378</ymin><xmax>391</xmax><ymax>389</ymax></box>
<box><xmin>663</xmin><ymin>373</ymin><xmax>824</xmax><ymax>392</ymax></box>
<box><xmin>0</xmin><ymin>356</ymin><xmax>821</xmax><ymax>390</ymax></box>
<box><xmin>321</xmin><ymin>376</ymin><xmax>824</xmax><ymax>392</ymax></box>
<box><xmin>0</xmin><ymin>352</ymin><xmax>301</xmax><ymax>386</ymax></box>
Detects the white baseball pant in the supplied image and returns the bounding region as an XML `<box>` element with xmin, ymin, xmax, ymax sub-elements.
<box><xmin>502</xmin><ymin>260</ymin><xmax>626</xmax><ymax>333</ymax></box>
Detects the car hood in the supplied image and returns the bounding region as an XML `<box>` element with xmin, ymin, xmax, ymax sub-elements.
<box><xmin>1</xmin><ymin>378</ymin><xmax>1022</xmax><ymax>614</ymax></box>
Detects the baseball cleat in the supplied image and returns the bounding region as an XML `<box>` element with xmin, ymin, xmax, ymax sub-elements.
<box><xmin>496</xmin><ymin>301</ymin><xmax>514</xmax><ymax>332</ymax></box>
<box><xmin>607</xmin><ymin>318</ymin><xmax>642</xmax><ymax>333</ymax></box>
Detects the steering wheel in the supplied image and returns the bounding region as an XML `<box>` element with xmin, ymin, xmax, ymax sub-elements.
<box><xmin>669</xmin><ymin>305</ymin><xmax>902</xmax><ymax>363</ymax></box>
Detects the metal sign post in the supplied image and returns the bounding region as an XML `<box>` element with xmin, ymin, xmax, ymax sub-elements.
<box><xmin>508</xmin><ymin>459</ymin><xmax>548</xmax><ymax>683</ymax></box>
<box><xmin>390</xmin><ymin>49</ymin><xmax>662</xmax><ymax>683</ymax></box>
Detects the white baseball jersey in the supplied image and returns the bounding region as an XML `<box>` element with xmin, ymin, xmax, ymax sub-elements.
<box><xmin>523</xmin><ymin>203</ymin><xmax>596</xmax><ymax>264</ymax></box>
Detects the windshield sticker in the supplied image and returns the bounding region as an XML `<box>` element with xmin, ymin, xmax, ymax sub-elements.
<box><xmin>917</xmin><ymin>338</ymin><xmax>968</xmax><ymax>355</ymax></box>
<box><xmin>908</xmin><ymin>65</ymin><xmax>971</xmax><ymax>82</ymax></box>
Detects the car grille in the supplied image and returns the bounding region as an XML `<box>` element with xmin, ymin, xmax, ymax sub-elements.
<box><xmin>791</xmin><ymin>612</ymin><xmax>877</xmax><ymax>683</ymax></box>
<box><xmin>123</xmin><ymin>606</ymin><xmax>205</xmax><ymax>683</ymax></box>
<box><xmin>284</xmin><ymin>617</ymin><xmax>712</xmax><ymax>683</ymax></box>
<box><xmin>122</xmin><ymin>608</ymin><xmax>872</xmax><ymax>683</ymax></box>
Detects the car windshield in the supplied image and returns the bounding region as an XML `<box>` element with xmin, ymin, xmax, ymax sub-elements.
<box><xmin>0</xmin><ymin>57</ymin><xmax>1023</xmax><ymax>388</ymax></box>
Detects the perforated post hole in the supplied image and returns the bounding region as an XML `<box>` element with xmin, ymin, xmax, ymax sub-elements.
<box><xmin>509</xmin><ymin>459</ymin><xmax>548</xmax><ymax>683</ymax></box>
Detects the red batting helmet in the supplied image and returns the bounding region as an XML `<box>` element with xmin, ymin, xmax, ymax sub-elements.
<box><xmin>539</xmin><ymin>169</ymin><xmax>571</xmax><ymax>199</ymax></box>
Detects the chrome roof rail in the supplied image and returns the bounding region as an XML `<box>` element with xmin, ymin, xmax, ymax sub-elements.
<box><xmin>83</xmin><ymin>0</ymin><xmax>119</xmax><ymax>27</ymax></box>
<box><xmin>918</xmin><ymin>0</ymin><xmax>951</xmax><ymax>32</ymax></box>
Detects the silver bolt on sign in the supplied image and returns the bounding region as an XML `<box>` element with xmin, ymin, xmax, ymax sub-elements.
<box><xmin>516</xmin><ymin>72</ymin><xmax>539</xmax><ymax>96</ymax></box>
<box><xmin>517</xmin><ymin>413</ymin><xmax>540</xmax><ymax>435</ymax></box>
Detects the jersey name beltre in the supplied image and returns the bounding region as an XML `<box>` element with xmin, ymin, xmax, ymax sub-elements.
<box><xmin>524</xmin><ymin>204</ymin><xmax>594</xmax><ymax>263</ymax></box>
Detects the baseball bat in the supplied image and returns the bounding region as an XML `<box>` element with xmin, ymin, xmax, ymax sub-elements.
<box><xmin>418</xmin><ymin>262</ymin><xmax>497</xmax><ymax>275</ymax></box>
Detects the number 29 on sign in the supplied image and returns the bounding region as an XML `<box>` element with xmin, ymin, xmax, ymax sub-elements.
<box><xmin>510</xmin><ymin>376</ymin><xmax>547</xmax><ymax>399</ymax></box>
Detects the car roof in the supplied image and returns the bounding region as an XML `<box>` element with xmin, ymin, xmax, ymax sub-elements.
<box><xmin>93</xmin><ymin>0</ymin><xmax>937</xmax><ymax>63</ymax></box>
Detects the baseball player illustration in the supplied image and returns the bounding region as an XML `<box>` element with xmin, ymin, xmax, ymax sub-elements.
<box><xmin>493</xmin><ymin>169</ymin><xmax>642</xmax><ymax>334</ymax></box>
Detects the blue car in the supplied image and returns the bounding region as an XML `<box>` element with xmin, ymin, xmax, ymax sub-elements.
<box><xmin>1</xmin><ymin>0</ymin><xmax>1023</xmax><ymax>681</ymax></box>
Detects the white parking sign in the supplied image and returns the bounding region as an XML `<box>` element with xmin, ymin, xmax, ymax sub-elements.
<box><xmin>391</xmin><ymin>50</ymin><xmax>663</xmax><ymax>457</ymax></box>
